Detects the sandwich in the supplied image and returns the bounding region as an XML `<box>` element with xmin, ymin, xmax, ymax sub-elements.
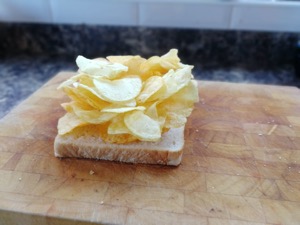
<box><xmin>54</xmin><ymin>49</ymin><xmax>199</xmax><ymax>166</ymax></box>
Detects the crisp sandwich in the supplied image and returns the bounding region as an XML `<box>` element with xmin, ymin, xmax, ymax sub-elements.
<box><xmin>54</xmin><ymin>49</ymin><xmax>199</xmax><ymax>165</ymax></box>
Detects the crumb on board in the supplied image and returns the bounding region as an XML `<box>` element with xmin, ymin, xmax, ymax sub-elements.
<box><xmin>267</xmin><ymin>124</ymin><xmax>278</xmax><ymax>135</ymax></box>
<box><xmin>18</xmin><ymin>178</ymin><xmax>22</xmax><ymax>181</ymax></box>
<box><xmin>89</xmin><ymin>170</ymin><xmax>95</xmax><ymax>175</ymax></box>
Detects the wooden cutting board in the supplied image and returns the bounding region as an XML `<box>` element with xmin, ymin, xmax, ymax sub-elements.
<box><xmin>1</xmin><ymin>71</ymin><xmax>300</xmax><ymax>225</ymax></box>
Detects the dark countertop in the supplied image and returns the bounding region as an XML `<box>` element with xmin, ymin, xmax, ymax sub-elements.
<box><xmin>0</xmin><ymin>55</ymin><xmax>76</xmax><ymax>118</ymax></box>
<box><xmin>0</xmin><ymin>23</ymin><xmax>299</xmax><ymax>118</ymax></box>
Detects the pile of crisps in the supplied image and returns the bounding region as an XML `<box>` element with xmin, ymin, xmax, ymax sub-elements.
<box><xmin>57</xmin><ymin>49</ymin><xmax>199</xmax><ymax>143</ymax></box>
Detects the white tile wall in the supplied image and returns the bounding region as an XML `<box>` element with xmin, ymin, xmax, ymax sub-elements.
<box><xmin>139</xmin><ymin>2</ymin><xmax>232</xmax><ymax>29</ymax></box>
<box><xmin>50</xmin><ymin>0</ymin><xmax>138</xmax><ymax>26</ymax></box>
<box><xmin>0</xmin><ymin>0</ymin><xmax>300</xmax><ymax>32</ymax></box>
<box><xmin>0</xmin><ymin>0</ymin><xmax>52</xmax><ymax>23</ymax></box>
<box><xmin>231</xmin><ymin>4</ymin><xmax>300</xmax><ymax>32</ymax></box>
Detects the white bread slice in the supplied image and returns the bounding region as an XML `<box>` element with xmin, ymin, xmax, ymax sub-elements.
<box><xmin>54</xmin><ymin>127</ymin><xmax>185</xmax><ymax>166</ymax></box>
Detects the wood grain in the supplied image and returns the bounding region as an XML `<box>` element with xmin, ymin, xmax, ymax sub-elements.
<box><xmin>1</xmin><ymin>71</ymin><xmax>300</xmax><ymax>224</ymax></box>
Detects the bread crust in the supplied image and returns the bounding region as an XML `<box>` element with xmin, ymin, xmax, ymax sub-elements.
<box><xmin>54</xmin><ymin>127</ymin><xmax>185</xmax><ymax>166</ymax></box>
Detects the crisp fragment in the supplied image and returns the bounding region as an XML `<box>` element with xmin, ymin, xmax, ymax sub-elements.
<box><xmin>70</xmin><ymin>102</ymin><xmax>117</xmax><ymax>124</ymax></box>
<box><xmin>93</xmin><ymin>76</ymin><xmax>142</xmax><ymax>102</ymax></box>
<box><xmin>107</xmin><ymin>116</ymin><xmax>130</xmax><ymax>135</ymax></box>
<box><xmin>137</xmin><ymin>76</ymin><xmax>164</xmax><ymax>103</ymax></box>
<box><xmin>76</xmin><ymin>55</ymin><xmax>128</xmax><ymax>79</ymax></box>
<box><xmin>102</xmin><ymin>106</ymin><xmax>145</xmax><ymax>113</ymax></box>
<box><xmin>57</xmin><ymin>112</ymin><xmax>87</xmax><ymax>135</ymax></box>
<box><xmin>140</xmin><ymin>49</ymin><xmax>181</xmax><ymax>78</ymax></box>
<box><xmin>124</xmin><ymin>111</ymin><xmax>161</xmax><ymax>141</ymax></box>
<box><xmin>74</xmin><ymin>84</ymin><xmax>110</xmax><ymax>109</ymax></box>
<box><xmin>161</xmin><ymin>65</ymin><xmax>193</xmax><ymax>100</ymax></box>
<box><xmin>107</xmin><ymin>55</ymin><xmax>146</xmax><ymax>77</ymax></box>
